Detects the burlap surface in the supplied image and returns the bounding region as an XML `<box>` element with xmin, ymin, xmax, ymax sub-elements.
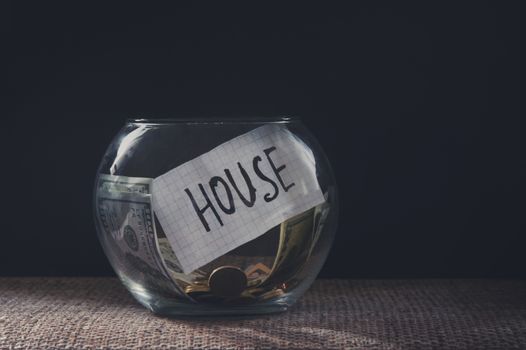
<box><xmin>0</xmin><ymin>278</ymin><xmax>525</xmax><ymax>349</ymax></box>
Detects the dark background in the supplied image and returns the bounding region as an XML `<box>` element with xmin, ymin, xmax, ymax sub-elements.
<box><xmin>3</xmin><ymin>2</ymin><xmax>525</xmax><ymax>278</ymax></box>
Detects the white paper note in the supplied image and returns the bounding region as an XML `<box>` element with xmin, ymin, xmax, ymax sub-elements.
<box><xmin>152</xmin><ymin>124</ymin><xmax>325</xmax><ymax>273</ymax></box>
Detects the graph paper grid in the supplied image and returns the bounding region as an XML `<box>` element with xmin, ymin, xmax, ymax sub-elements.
<box><xmin>152</xmin><ymin>124</ymin><xmax>325</xmax><ymax>273</ymax></box>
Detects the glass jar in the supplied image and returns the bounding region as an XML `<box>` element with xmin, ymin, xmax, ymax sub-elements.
<box><xmin>93</xmin><ymin>117</ymin><xmax>338</xmax><ymax>316</ymax></box>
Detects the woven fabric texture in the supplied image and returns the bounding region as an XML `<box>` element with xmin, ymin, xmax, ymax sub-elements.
<box><xmin>0</xmin><ymin>278</ymin><xmax>525</xmax><ymax>349</ymax></box>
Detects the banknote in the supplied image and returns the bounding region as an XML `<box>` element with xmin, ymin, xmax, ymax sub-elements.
<box><xmin>258</xmin><ymin>191</ymin><xmax>329</xmax><ymax>290</ymax></box>
<box><xmin>96</xmin><ymin>174</ymin><xmax>188</xmax><ymax>298</ymax></box>
<box><xmin>309</xmin><ymin>191</ymin><xmax>331</xmax><ymax>257</ymax></box>
<box><xmin>260</xmin><ymin>207</ymin><xmax>316</xmax><ymax>288</ymax></box>
<box><xmin>98</xmin><ymin>173</ymin><xmax>152</xmax><ymax>194</ymax></box>
<box><xmin>98</xmin><ymin>174</ymin><xmax>184</xmax><ymax>271</ymax></box>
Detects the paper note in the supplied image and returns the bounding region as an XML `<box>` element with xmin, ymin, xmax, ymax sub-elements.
<box><xmin>152</xmin><ymin>124</ymin><xmax>325</xmax><ymax>273</ymax></box>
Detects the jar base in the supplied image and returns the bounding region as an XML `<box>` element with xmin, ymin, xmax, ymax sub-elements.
<box><xmin>127</xmin><ymin>283</ymin><xmax>294</xmax><ymax>318</ymax></box>
<box><xmin>149</xmin><ymin>300</ymin><xmax>290</xmax><ymax>318</ymax></box>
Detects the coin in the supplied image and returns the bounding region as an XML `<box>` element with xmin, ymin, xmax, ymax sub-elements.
<box><xmin>208</xmin><ymin>266</ymin><xmax>247</xmax><ymax>297</ymax></box>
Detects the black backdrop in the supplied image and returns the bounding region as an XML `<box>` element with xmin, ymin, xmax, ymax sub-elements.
<box><xmin>3</xmin><ymin>2</ymin><xmax>525</xmax><ymax>278</ymax></box>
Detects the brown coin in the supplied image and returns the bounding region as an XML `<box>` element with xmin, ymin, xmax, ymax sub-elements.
<box><xmin>208</xmin><ymin>266</ymin><xmax>247</xmax><ymax>298</ymax></box>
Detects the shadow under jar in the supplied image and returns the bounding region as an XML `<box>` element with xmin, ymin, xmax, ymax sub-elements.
<box><xmin>93</xmin><ymin>117</ymin><xmax>338</xmax><ymax>317</ymax></box>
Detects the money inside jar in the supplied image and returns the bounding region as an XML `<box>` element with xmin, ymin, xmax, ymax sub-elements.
<box><xmin>96</xmin><ymin>173</ymin><xmax>330</xmax><ymax>305</ymax></box>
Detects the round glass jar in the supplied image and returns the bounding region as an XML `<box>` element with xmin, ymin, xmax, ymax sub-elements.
<box><xmin>93</xmin><ymin>117</ymin><xmax>338</xmax><ymax>316</ymax></box>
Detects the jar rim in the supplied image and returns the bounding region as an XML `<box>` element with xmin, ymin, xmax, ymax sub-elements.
<box><xmin>127</xmin><ymin>116</ymin><xmax>300</xmax><ymax>125</ymax></box>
